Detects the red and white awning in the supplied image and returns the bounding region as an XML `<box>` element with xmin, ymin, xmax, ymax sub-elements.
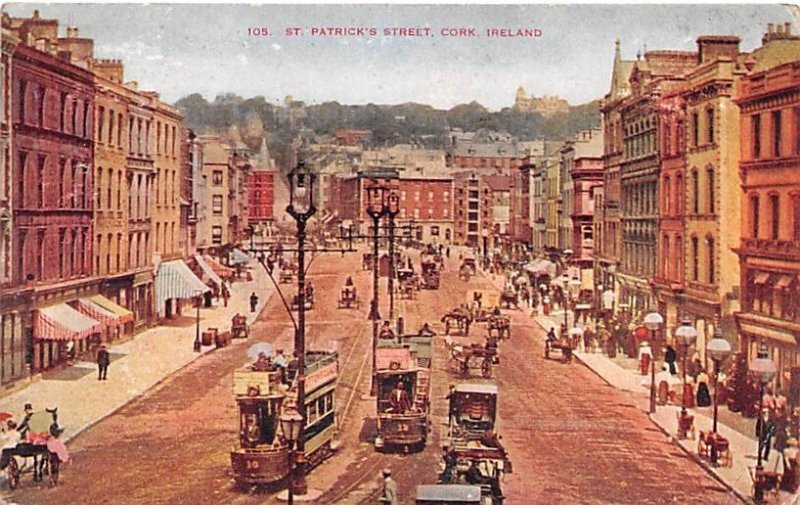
<box><xmin>77</xmin><ymin>295</ymin><xmax>133</xmax><ymax>327</ymax></box>
<box><xmin>36</xmin><ymin>303</ymin><xmax>102</xmax><ymax>341</ymax></box>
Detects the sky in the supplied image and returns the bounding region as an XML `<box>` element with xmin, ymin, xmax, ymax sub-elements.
<box><xmin>4</xmin><ymin>3</ymin><xmax>796</xmax><ymax>110</ymax></box>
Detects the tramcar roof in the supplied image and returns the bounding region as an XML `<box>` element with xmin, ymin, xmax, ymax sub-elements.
<box><xmin>415</xmin><ymin>484</ymin><xmax>482</xmax><ymax>501</ymax></box>
<box><xmin>454</xmin><ymin>383</ymin><xmax>497</xmax><ymax>395</ymax></box>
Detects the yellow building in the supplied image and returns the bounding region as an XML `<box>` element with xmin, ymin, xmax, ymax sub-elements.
<box><xmin>151</xmin><ymin>97</ymin><xmax>183</xmax><ymax>261</ymax></box>
<box><xmin>681</xmin><ymin>36</ymin><xmax>746</xmax><ymax>358</ymax></box>
<box><xmin>198</xmin><ymin>136</ymin><xmax>233</xmax><ymax>252</ymax></box>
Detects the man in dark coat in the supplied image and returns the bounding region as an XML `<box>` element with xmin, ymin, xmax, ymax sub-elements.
<box><xmin>97</xmin><ymin>345</ymin><xmax>110</xmax><ymax>381</ymax></box>
<box><xmin>664</xmin><ymin>345</ymin><xmax>677</xmax><ymax>375</ymax></box>
<box><xmin>249</xmin><ymin>292</ymin><xmax>258</xmax><ymax>313</ymax></box>
<box><xmin>757</xmin><ymin>408</ymin><xmax>777</xmax><ymax>462</ymax></box>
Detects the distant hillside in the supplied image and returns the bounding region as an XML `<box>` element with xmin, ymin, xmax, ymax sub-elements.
<box><xmin>174</xmin><ymin>93</ymin><xmax>601</xmax><ymax>167</ymax></box>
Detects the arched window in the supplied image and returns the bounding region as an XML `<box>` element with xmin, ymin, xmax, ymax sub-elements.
<box><xmin>691</xmin><ymin>169</ymin><xmax>699</xmax><ymax>214</ymax></box>
<box><xmin>692</xmin><ymin>236</ymin><xmax>699</xmax><ymax>282</ymax></box>
<box><xmin>751</xmin><ymin>195</ymin><xmax>760</xmax><ymax>238</ymax></box>
<box><xmin>770</xmin><ymin>194</ymin><xmax>780</xmax><ymax>240</ymax></box>
<box><xmin>707</xmin><ymin>167</ymin><xmax>715</xmax><ymax>214</ymax></box>
<box><xmin>707</xmin><ymin>236</ymin><xmax>715</xmax><ymax>285</ymax></box>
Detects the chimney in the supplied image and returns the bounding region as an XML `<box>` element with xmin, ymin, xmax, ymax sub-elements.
<box><xmin>786</xmin><ymin>23</ymin><xmax>792</xmax><ymax>35</ymax></box>
<box><xmin>768</xmin><ymin>23</ymin><xmax>774</xmax><ymax>34</ymax></box>
<box><xmin>777</xmin><ymin>24</ymin><xmax>784</xmax><ymax>35</ymax></box>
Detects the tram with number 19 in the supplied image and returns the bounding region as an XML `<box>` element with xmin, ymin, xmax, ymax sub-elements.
<box><xmin>230</xmin><ymin>350</ymin><xmax>339</xmax><ymax>488</ymax></box>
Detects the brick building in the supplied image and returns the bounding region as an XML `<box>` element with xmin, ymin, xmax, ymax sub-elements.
<box><xmin>248</xmin><ymin>168</ymin><xmax>274</xmax><ymax>227</ymax></box>
<box><xmin>734</xmin><ymin>24</ymin><xmax>800</xmax><ymax>385</ymax></box>
<box><xmin>453</xmin><ymin>172</ymin><xmax>491</xmax><ymax>248</ymax></box>
<box><xmin>567</xmin><ymin>130</ymin><xmax>604</xmax><ymax>286</ymax></box>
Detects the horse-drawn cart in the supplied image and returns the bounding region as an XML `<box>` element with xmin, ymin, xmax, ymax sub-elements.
<box><xmin>442</xmin><ymin>309</ymin><xmax>472</xmax><ymax>336</ymax></box>
<box><xmin>445</xmin><ymin>339</ymin><xmax>497</xmax><ymax>379</ymax></box>
<box><xmin>291</xmin><ymin>292</ymin><xmax>314</xmax><ymax>311</ymax></box>
<box><xmin>544</xmin><ymin>338</ymin><xmax>573</xmax><ymax>363</ymax></box>
<box><xmin>231</xmin><ymin>314</ymin><xmax>249</xmax><ymax>338</ymax></box>
<box><xmin>338</xmin><ymin>286</ymin><xmax>360</xmax><ymax>309</ymax></box>
<box><xmin>279</xmin><ymin>265</ymin><xmax>296</xmax><ymax>284</ymax></box>
<box><xmin>486</xmin><ymin>315</ymin><xmax>510</xmax><ymax>339</ymax></box>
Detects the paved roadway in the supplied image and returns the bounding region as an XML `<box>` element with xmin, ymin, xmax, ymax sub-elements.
<box><xmin>3</xmin><ymin>247</ymin><xmax>741</xmax><ymax>504</ymax></box>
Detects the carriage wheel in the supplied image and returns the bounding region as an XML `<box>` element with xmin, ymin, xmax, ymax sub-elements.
<box><xmin>7</xmin><ymin>458</ymin><xmax>19</xmax><ymax>490</ymax></box>
<box><xmin>481</xmin><ymin>359</ymin><xmax>492</xmax><ymax>378</ymax></box>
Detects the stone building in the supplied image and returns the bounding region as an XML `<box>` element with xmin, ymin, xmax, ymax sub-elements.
<box><xmin>453</xmin><ymin>172</ymin><xmax>490</xmax><ymax>247</ymax></box>
<box><xmin>483</xmin><ymin>175</ymin><xmax>512</xmax><ymax>250</ymax></box>
<box><xmin>618</xmin><ymin>49</ymin><xmax>696</xmax><ymax>319</ymax></box>
<box><xmin>679</xmin><ymin>36</ymin><xmax>747</xmax><ymax>357</ymax></box>
<box><xmin>734</xmin><ymin>23</ymin><xmax>800</xmax><ymax>386</ymax></box>
<box><xmin>595</xmin><ymin>40</ymin><xmax>634</xmax><ymax>315</ymax></box>
<box><xmin>567</xmin><ymin>129</ymin><xmax>604</xmax><ymax>289</ymax></box>
<box><xmin>513</xmin><ymin>85</ymin><xmax>570</xmax><ymax>117</ymax></box>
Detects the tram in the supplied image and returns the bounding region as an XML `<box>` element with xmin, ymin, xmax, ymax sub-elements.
<box><xmin>374</xmin><ymin>332</ymin><xmax>432</xmax><ymax>452</ymax></box>
<box><xmin>230</xmin><ymin>350</ymin><xmax>339</xmax><ymax>487</ymax></box>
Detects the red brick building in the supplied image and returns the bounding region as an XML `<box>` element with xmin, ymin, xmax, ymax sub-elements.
<box><xmin>248</xmin><ymin>168</ymin><xmax>274</xmax><ymax>225</ymax></box>
<box><xmin>734</xmin><ymin>25</ymin><xmax>800</xmax><ymax>381</ymax></box>
<box><xmin>9</xmin><ymin>13</ymin><xmax>97</xmax><ymax>374</ymax></box>
<box><xmin>652</xmin><ymin>91</ymin><xmax>687</xmax><ymax>330</ymax></box>
<box><xmin>568</xmin><ymin>137</ymin><xmax>604</xmax><ymax>271</ymax></box>
<box><xmin>334</xmin><ymin>129</ymin><xmax>371</xmax><ymax>147</ymax></box>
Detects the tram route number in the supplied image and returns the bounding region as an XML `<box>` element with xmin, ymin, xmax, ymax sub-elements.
<box><xmin>245</xmin><ymin>460</ymin><xmax>260</xmax><ymax>469</ymax></box>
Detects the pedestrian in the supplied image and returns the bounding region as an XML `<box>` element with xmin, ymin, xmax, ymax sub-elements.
<box><xmin>664</xmin><ymin>345</ymin><xmax>677</xmax><ymax>375</ymax></box>
<box><xmin>757</xmin><ymin>408</ymin><xmax>777</xmax><ymax>463</ymax></box>
<box><xmin>696</xmin><ymin>369</ymin><xmax>711</xmax><ymax>407</ymax></box>
<box><xmin>97</xmin><ymin>345</ymin><xmax>110</xmax><ymax>380</ymax></box>
<box><xmin>446</xmin><ymin>247</ymin><xmax>450</xmax><ymax>259</ymax></box>
<box><xmin>17</xmin><ymin>403</ymin><xmax>34</xmax><ymax>439</ymax></box>
<box><xmin>380</xmin><ymin>468</ymin><xmax>398</xmax><ymax>505</ymax></box>
<box><xmin>249</xmin><ymin>292</ymin><xmax>258</xmax><ymax>313</ymax></box>
<box><xmin>222</xmin><ymin>283</ymin><xmax>230</xmax><ymax>308</ymax></box>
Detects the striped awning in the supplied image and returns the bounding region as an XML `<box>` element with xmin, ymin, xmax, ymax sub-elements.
<box><xmin>36</xmin><ymin>303</ymin><xmax>102</xmax><ymax>341</ymax></box>
<box><xmin>194</xmin><ymin>254</ymin><xmax>223</xmax><ymax>287</ymax></box>
<box><xmin>78</xmin><ymin>295</ymin><xmax>133</xmax><ymax>327</ymax></box>
<box><xmin>155</xmin><ymin>259</ymin><xmax>210</xmax><ymax>313</ymax></box>
<box><xmin>88</xmin><ymin>294</ymin><xmax>134</xmax><ymax>323</ymax></box>
<box><xmin>204</xmin><ymin>255</ymin><xmax>235</xmax><ymax>280</ymax></box>
<box><xmin>230</xmin><ymin>248</ymin><xmax>250</xmax><ymax>265</ymax></box>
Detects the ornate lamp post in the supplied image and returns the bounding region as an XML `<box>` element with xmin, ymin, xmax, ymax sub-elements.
<box><xmin>674</xmin><ymin>320</ymin><xmax>698</xmax><ymax>438</ymax></box>
<box><xmin>749</xmin><ymin>346</ymin><xmax>777</xmax><ymax>503</ymax></box>
<box><xmin>279</xmin><ymin>407</ymin><xmax>304</xmax><ymax>505</ymax></box>
<box><xmin>285</xmin><ymin>160</ymin><xmax>316</xmax><ymax>497</ymax></box>
<box><xmin>366</xmin><ymin>183</ymin><xmax>388</xmax><ymax>396</ymax></box>
<box><xmin>386</xmin><ymin>192</ymin><xmax>400</xmax><ymax>321</ymax></box>
<box><xmin>706</xmin><ymin>327</ymin><xmax>731</xmax><ymax>466</ymax></box>
<box><xmin>193</xmin><ymin>292</ymin><xmax>203</xmax><ymax>352</ymax></box>
<box><xmin>644</xmin><ymin>311</ymin><xmax>664</xmax><ymax>414</ymax></box>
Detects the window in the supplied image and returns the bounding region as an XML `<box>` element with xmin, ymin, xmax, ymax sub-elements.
<box><xmin>59</xmin><ymin>92</ymin><xmax>67</xmax><ymax>132</ymax></box>
<box><xmin>427</xmin><ymin>208</ymin><xmax>434</xmax><ymax>218</ymax></box>
<box><xmin>751</xmin><ymin>195</ymin><xmax>760</xmax><ymax>238</ymax></box>
<box><xmin>692</xmin><ymin>112</ymin><xmax>699</xmax><ymax>146</ymax></box>
<box><xmin>37</xmin><ymin>156</ymin><xmax>45</xmax><ymax>208</ymax></box>
<box><xmin>773</xmin><ymin>110</ymin><xmax>782</xmax><ymax>158</ymax></box>
<box><xmin>753</xmin><ymin>114</ymin><xmax>761</xmax><ymax>159</ymax></box>
<box><xmin>212</xmin><ymin>195</ymin><xmax>223</xmax><ymax>215</ymax></box>
<box><xmin>692</xmin><ymin>236</ymin><xmax>699</xmax><ymax>281</ymax></box>
<box><xmin>58</xmin><ymin>229</ymin><xmax>65</xmax><ymax>278</ymax></box>
<box><xmin>118</xmin><ymin>113</ymin><xmax>123</xmax><ymax>146</ymax></box>
<box><xmin>117</xmin><ymin>171</ymin><xmax>122</xmax><ymax>210</ymax></box>
<box><xmin>428</xmin><ymin>191</ymin><xmax>434</xmax><ymax>201</ymax></box>
<box><xmin>97</xmin><ymin>107</ymin><xmax>106</xmax><ymax>142</ymax></box>
<box><xmin>443</xmin><ymin>208</ymin><xmax>449</xmax><ymax>218</ymax></box>
<box><xmin>400</xmin><ymin>190</ymin><xmax>406</xmax><ymax>201</ymax></box>
<box><xmin>37</xmin><ymin>86</ymin><xmax>45</xmax><ymax>128</ymax></box>
<box><xmin>663</xmin><ymin>176</ymin><xmax>671</xmax><ymax>215</ymax></box>
<box><xmin>707</xmin><ymin>237</ymin><xmax>715</xmax><ymax>285</ymax></box>
<box><xmin>108</xmin><ymin>112</ymin><xmax>114</xmax><ymax>145</ymax></box>
<box><xmin>171</xmin><ymin>126</ymin><xmax>176</xmax><ymax>156</ymax></box>
<box><xmin>413</xmin><ymin>208</ymin><xmax>420</xmax><ymax>219</ymax></box>
<box><xmin>662</xmin><ymin>235</ymin><xmax>670</xmax><ymax>278</ymax></box>
<box><xmin>156</xmin><ymin>121</ymin><xmax>161</xmax><ymax>154</ymax></box>
<box><xmin>414</xmin><ymin>191</ymin><xmax>420</xmax><ymax>202</ymax></box>
<box><xmin>676</xmin><ymin>174</ymin><xmax>683</xmax><ymax>214</ymax></box>
<box><xmin>431</xmin><ymin>226</ymin><xmax>440</xmax><ymax>236</ymax></box>
<box><xmin>707</xmin><ymin>168</ymin><xmax>715</xmax><ymax>214</ymax></box>
<box><xmin>691</xmin><ymin>169</ymin><xmax>699</xmax><ymax>214</ymax></box>
<box><xmin>796</xmin><ymin>107</ymin><xmax>800</xmax><ymax>155</ymax></box>
<box><xmin>443</xmin><ymin>191</ymin><xmax>449</xmax><ymax>201</ymax></box>
<box><xmin>212</xmin><ymin>170</ymin><xmax>223</xmax><ymax>186</ymax></box>
<box><xmin>58</xmin><ymin>159</ymin><xmax>66</xmax><ymax>207</ymax></box>
<box><xmin>18</xmin><ymin>80</ymin><xmax>26</xmax><ymax>123</ymax></box>
<box><xmin>706</xmin><ymin>108</ymin><xmax>714</xmax><ymax>144</ymax></box>
<box><xmin>771</xmin><ymin>194</ymin><xmax>780</xmax><ymax>240</ymax></box>
<box><xmin>107</xmin><ymin>168</ymin><xmax>114</xmax><ymax>209</ymax></box>
<box><xmin>212</xmin><ymin>226</ymin><xmax>223</xmax><ymax>245</ymax></box>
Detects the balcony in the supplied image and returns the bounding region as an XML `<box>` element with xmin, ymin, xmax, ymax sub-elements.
<box><xmin>740</xmin><ymin>237</ymin><xmax>800</xmax><ymax>259</ymax></box>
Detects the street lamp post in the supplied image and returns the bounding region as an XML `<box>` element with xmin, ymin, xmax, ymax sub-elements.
<box><xmin>481</xmin><ymin>228</ymin><xmax>489</xmax><ymax>271</ymax></box>
<box><xmin>285</xmin><ymin>160</ymin><xmax>316</xmax><ymax>497</ymax></box>
<box><xmin>644</xmin><ymin>311</ymin><xmax>664</xmax><ymax>414</ymax></box>
<box><xmin>366</xmin><ymin>184</ymin><xmax>388</xmax><ymax>396</ymax></box>
<box><xmin>706</xmin><ymin>327</ymin><xmax>731</xmax><ymax>466</ymax></box>
<box><xmin>386</xmin><ymin>192</ymin><xmax>400</xmax><ymax>321</ymax></box>
<box><xmin>279</xmin><ymin>407</ymin><xmax>304</xmax><ymax>505</ymax></box>
<box><xmin>193</xmin><ymin>293</ymin><xmax>202</xmax><ymax>352</ymax></box>
<box><xmin>749</xmin><ymin>345</ymin><xmax>777</xmax><ymax>503</ymax></box>
<box><xmin>674</xmin><ymin>319</ymin><xmax>698</xmax><ymax>438</ymax></box>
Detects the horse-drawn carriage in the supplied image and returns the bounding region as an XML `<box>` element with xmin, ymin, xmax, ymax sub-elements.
<box><xmin>421</xmin><ymin>259</ymin><xmax>440</xmax><ymax>290</ymax></box>
<box><xmin>279</xmin><ymin>264</ymin><xmax>296</xmax><ymax>284</ymax></box>
<box><xmin>362</xmin><ymin>253</ymin><xmax>373</xmax><ymax>271</ymax></box>
<box><xmin>459</xmin><ymin>263</ymin><xmax>472</xmax><ymax>282</ymax></box>
<box><xmin>338</xmin><ymin>286</ymin><xmax>360</xmax><ymax>309</ymax></box>
<box><xmin>397</xmin><ymin>277</ymin><xmax>419</xmax><ymax>300</ymax></box>
<box><xmin>486</xmin><ymin>315</ymin><xmax>510</xmax><ymax>339</ymax></box>
<box><xmin>291</xmin><ymin>291</ymin><xmax>314</xmax><ymax>311</ymax></box>
<box><xmin>445</xmin><ymin>338</ymin><xmax>498</xmax><ymax>379</ymax></box>
<box><xmin>544</xmin><ymin>337</ymin><xmax>573</xmax><ymax>363</ymax></box>
<box><xmin>3</xmin><ymin>408</ymin><xmax>68</xmax><ymax>489</ymax></box>
<box><xmin>231</xmin><ymin>313</ymin><xmax>250</xmax><ymax>338</ymax></box>
<box><xmin>441</xmin><ymin>308</ymin><xmax>472</xmax><ymax>336</ymax></box>
<box><xmin>498</xmin><ymin>290</ymin><xmax>519</xmax><ymax>310</ymax></box>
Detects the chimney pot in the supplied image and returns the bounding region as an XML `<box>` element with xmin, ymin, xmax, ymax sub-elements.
<box><xmin>786</xmin><ymin>23</ymin><xmax>792</xmax><ymax>35</ymax></box>
<box><xmin>777</xmin><ymin>24</ymin><xmax>784</xmax><ymax>34</ymax></box>
<box><xmin>768</xmin><ymin>23</ymin><xmax>774</xmax><ymax>34</ymax></box>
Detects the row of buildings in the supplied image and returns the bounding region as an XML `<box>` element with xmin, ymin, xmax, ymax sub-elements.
<box><xmin>0</xmin><ymin>11</ymin><xmax>274</xmax><ymax>386</ymax></box>
<box><xmin>590</xmin><ymin>23</ymin><xmax>800</xmax><ymax>380</ymax></box>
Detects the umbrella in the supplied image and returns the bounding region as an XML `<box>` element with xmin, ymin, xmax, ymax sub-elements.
<box><xmin>247</xmin><ymin>342</ymin><xmax>273</xmax><ymax>361</ymax></box>
<box><xmin>27</xmin><ymin>411</ymin><xmax>55</xmax><ymax>435</ymax></box>
<box><xmin>0</xmin><ymin>413</ymin><xmax>13</xmax><ymax>422</ymax></box>
<box><xmin>513</xmin><ymin>276</ymin><xmax>528</xmax><ymax>286</ymax></box>
<box><xmin>569</xmin><ymin>327</ymin><xmax>584</xmax><ymax>336</ymax></box>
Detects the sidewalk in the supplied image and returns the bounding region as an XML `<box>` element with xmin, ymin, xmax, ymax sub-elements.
<box><xmin>0</xmin><ymin>258</ymin><xmax>272</xmax><ymax>444</ymax></box>
<box><xmin>531</xmin><ymin>309</ymin><xmax>798</xmax><ymax>505</ymax></box>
